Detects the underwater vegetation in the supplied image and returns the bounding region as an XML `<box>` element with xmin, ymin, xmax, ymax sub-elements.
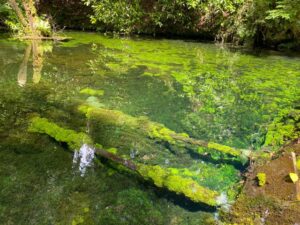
<box><xmin>1</xmin><ymin>32</ymin><xmax>300</xmax><ymax>224</ymax></box>
<box><xmin>28</xmin><ymin>117</ymin><xmax>92</xmax><ymax>150</ymax></box>
<box><xmin>264</xmin><ymin>109</ymin><xmax>300</xmax><ymax>149</ymax></box>
<box><xmin>28</xmin><ymin>116</ymin><xmax>223</xmax><ymax>206</ymax></box>
<box><xmin>78</xmin><ymin>104</ymin><xmax>248</xmax><ymax>159</ymax></box>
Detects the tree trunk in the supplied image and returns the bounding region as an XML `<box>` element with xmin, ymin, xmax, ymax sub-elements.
<box><xmin>8</xmin><ymin>0</ymin><xmax>30</xmax><ymax>31</ymax></box>
<box><xmin>21</xmin><ymin>0</ymin><xmax>41</xmax><ymax>37</ymax></box>
<box><xmin>8</xmin><ymin>0</ymin><xmax>41</xmax><ymax>37</ymax></box>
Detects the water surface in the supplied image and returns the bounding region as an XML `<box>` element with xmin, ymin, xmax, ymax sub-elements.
<box><xmin>0</xmin><ymin>32</ymin><xmax>299</xmax><ymax>224</ymax></box>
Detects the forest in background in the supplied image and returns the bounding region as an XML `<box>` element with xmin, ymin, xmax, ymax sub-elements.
<box><xmin>0</xmin><ymin>0</ymin><xmax>300</xmax><ymax>49</ymax></box>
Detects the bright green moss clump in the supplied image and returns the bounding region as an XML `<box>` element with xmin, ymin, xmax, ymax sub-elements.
<box><xmin>80</xmin><ymin>88</ymin><xmax>104</xmax><ymax>97</ymax></box>
<box><xmin>28</xmin><ymin>117</ymin><xmax>92</xmax><ymax>150</ymax></box>
<box><xmin>137</xmin><ymin>164</ymin><xmax>219</xmax><ymax>206</ymax></box>
<box><xmin>207</xmin><ymin>142</ymin><xmax>240</xmax><ymax>157</ymax></box>
<box><xmin>107</xmin><ymin>147</ymin><xmax>118</xmax><ymax>155</ymax></box>
<box><xmin>256</xmin><ymin>173</ymin><xmax>266</xmax><ymax>186</ymax></box>
<box><xmin>149</xmin><ymin>126</ymin><xmax>176</xmax><ymax>144</ymax></box>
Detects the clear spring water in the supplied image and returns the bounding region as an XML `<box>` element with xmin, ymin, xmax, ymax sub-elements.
<box><xmin>0</xmin><ymin>32</ymin><xmax>299</xmax><ymax>224</ymax></box>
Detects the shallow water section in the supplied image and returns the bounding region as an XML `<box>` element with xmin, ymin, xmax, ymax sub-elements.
<box><xmin>0</xmin><ymin>32</ymin><xmax>299</xmax><ymax>224</ymax></box>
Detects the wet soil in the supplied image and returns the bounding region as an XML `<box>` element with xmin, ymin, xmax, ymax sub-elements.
<box><xmin>222</xmin><ymin>141</ymin><xmax>300</xmax><ymax>225</ymax></box>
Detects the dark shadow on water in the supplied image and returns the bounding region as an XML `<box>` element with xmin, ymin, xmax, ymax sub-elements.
<box><xmin>149</xmin><ymin>183</ymin><xmax>217</xmax><ymax>213</ymax></box>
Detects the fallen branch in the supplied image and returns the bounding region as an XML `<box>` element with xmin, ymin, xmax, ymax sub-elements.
<box><xmin>28</xmin><ymin>116</ymin><xmax>220</xmax><ymax>207</ymax></box>
<box><xmin>79</xmin><ymin>105</ymin><xmax>250</xmax><ymax>160</ymax></box>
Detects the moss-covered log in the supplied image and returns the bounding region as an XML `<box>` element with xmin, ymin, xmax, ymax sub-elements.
<box><xmin>28</xmin><ymin>117</ymin><xmax>92</xmax><ymax>149</ymax></box>
<box><xmin>79</xmin><ymin>105</ymin><xmax>250</xmax><ymax>159</ymax></box>
<box><xmin>137</xmin><ymin>164</ymin><xmax>219</xmax><ymax>206</ymax></box>
<box><xmin>28</xmin><ymin>116</ymin><xmax>220</xmax><ymax>206</ymax></box>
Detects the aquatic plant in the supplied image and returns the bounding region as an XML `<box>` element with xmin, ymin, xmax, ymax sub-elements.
<box><xmin>28</xmin><ymin>117</ymin><xmax>221</xmax><ymax>206</ymax></box>
<box><xmin>256</xmin><ymin>173</ymin><xmax>266</xmax><ymax>186</ymax></box>
<box><xmin>98</xmin><ymin>188</ymin><xmax>164</xmax><ymax>225</ymax></box>
<box><xmin>264</xmin><ymin>109</ymin><xmax>300</xmax><ymax>148</ymax></box>
<box><xmin>28</xmin><ymin>117</ymin><xmax>92</xmax><ymax>150</ymax></box>
<box><xmin>137</xmin><ymin>164</ymin><xmax>219</xmax><ymax>206</ymax></box>
<box><xmin>80</xmin><ymin>88</ymin><xmax>104</xmax><ymax>97</ymax></box>
<box><xmin>207</xmin><ymin>142</ymin><xmax>240</xmax><ymax>157</ymax></box>
<box><xmin>79</xmin><ymin>104</ymin><xmax>247</xmax><ymax>159</ymax></box>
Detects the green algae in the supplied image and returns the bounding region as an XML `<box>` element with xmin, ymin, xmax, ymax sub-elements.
<box><xmin>137</xmin><ymin>164</ymin><xmax>219</xmax><ymax>206</ymax></box>
<box><xmin>207</xmin><ymin>142</ymin><xmax>241</xmax><ymax>157</ymax></box>
<box><xmin>97</xmin><ymin>188</ymin><xmax>164</xmax><ymax>225</ymax></box>
<box><xmin>1</xmin><ymin>32</ymin><xmax>300</xmax><ymax>224</ymax></box>
<box><xmin>107</xmin><ymin>147</ymin><xmax>118</xmax><ymax>155</ymax></box>
<box><xmin>79</xmin><ymin>104</ymin><xmax>245</xmax><ymax>159</ymax></box>
<box><xmin>28</xmin><ymin>117</ymin><xmax>221</xmax><ymax>206</ymax></box>
<box><xmin>264</xmin><ymin>109</ymin><xmax>300</xmax><ymax>149</ymax></box>
<box><xmin>28</xmin><ymin>117</ymin><xmax>92</xmax><ymax>150</ymax></box>
<box><xmin>72</xmin><ymin>32</ymin><xmax>300</xmax><ymax>150</ymax></box>
<box><xmin>80</xmin><ymin>88</ymin><xmax>104</xmax><ymax>97</ymax></box>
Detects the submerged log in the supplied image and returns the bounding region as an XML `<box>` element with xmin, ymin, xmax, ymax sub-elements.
<box><xmin>79</xmin><ymin>105</ymin><xmax>250</xmax><ymax>160</ymax></box>
<box><xmin>28</xmin><ymin>116</ymin><xmax>220</xmax><ymax>207</ymax></box>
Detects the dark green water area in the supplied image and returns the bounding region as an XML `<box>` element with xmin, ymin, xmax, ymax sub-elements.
<box><xmin>0</xmin><ymin>32</ymin><xmax>299</xmax><ymax>224</ymax></box>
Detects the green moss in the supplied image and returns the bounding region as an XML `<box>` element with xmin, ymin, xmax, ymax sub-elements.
<box><xmin>207</xmin><ymin>142</ymin><xmax>241</xmax><ymax>157</ymax></box>
<box><xmin>80</xmin><ymin>88</ymin><xmax>104</xmax><ymax>97</ymax></box>
<box><xmin>78</xmin><ymin>105</ymin><xmax>139</xmax><ymax>128</ymax></box>
<box><xmin>179</xmin><ymin>132</ymin><xmax>190</xmax><ymax>138</ymax></box>
<box><xmin>28</xmin><ymin>117</ymin><xmax>92</xmax><ymax>150</ymax></box>
<box><xmin>264</xmin><ymin>109</ymin><xmax>300</xmax><ymax>148</ymax></box>
<box><xmin>107</xmin><ymin>147</ymin><xmax>118</xmax><ymax>155</ymax></box>
<box><xmin>79</xmin><ymin>104</ymin><xmax>244</xmax><ymax>159</ymax></box>
<box><xmin>71</xmin><ymin>216</ymin><xmax>84</xmax><ymax>225</ymax></box>
<box><xmin>256</xmin><ymin>173</ymin><xmax>266</xmax><ymax>186</ymax></box>
<box><xmin>137</xmin><ymin>164</ymin><xmax>219</xmax><ymax>206</ymax></box>
<box><xmin>149</xmin><ymin>126</ymin><xmax>176</xmax><ymax>144</ymax></box>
